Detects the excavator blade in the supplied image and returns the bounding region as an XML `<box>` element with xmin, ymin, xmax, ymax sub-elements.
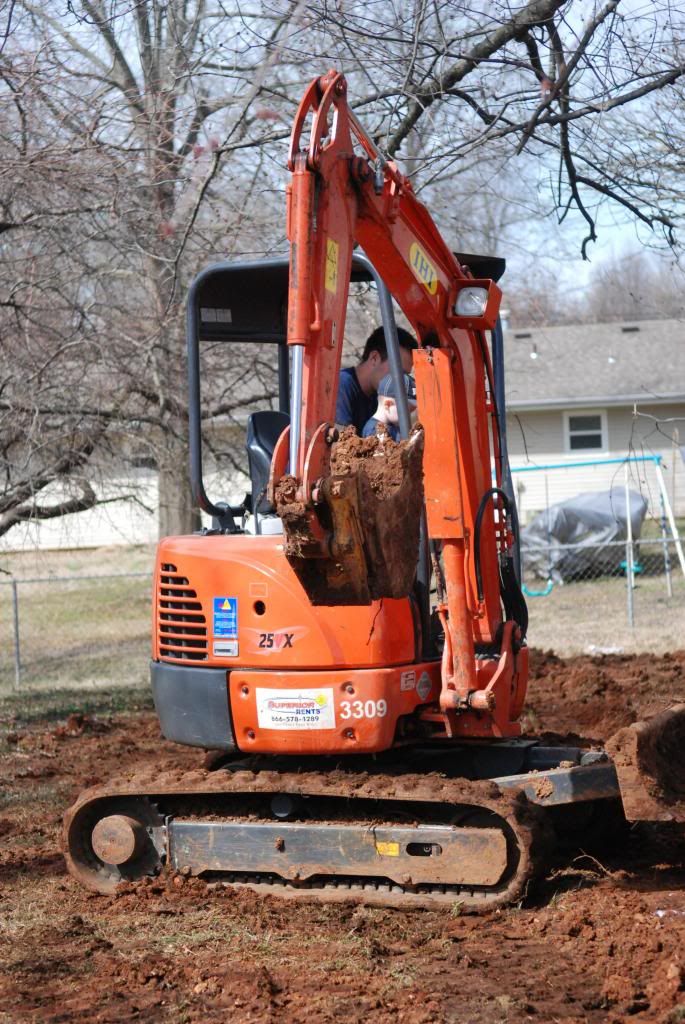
<box><xmin>606</xmin><ymin>705</ymin><xmax>685</xmax><ymax>822</ymax></box>
<box><xmin>276</xmin><ymin>427</ymin><xmax>424</xmax><ymax>606</ymax></box>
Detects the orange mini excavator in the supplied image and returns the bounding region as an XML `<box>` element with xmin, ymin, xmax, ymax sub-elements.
<box><xmin>64</xmin><ymin>71</ymin><xmax>682</xmax><ymax>910</ymax></box>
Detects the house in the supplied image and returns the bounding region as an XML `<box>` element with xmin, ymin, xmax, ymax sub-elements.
<box><xmin>503</xmin><ymin>318</ymin><xmax>685</xmax><ymax>521</ymax></box>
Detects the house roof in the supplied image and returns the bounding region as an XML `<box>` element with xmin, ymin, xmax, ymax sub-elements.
<box><xmin>503</xmin><ymin>318</ymin><xmax>685</xmax><ymax>410</ymax></box>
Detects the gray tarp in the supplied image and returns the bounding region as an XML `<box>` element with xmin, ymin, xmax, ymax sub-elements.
<box><xmin>521</xmin><ymin>487</ymin><xmax>648</xmax><ymax>582</ymax></box>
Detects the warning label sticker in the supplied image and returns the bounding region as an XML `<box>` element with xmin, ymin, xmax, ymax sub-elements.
<box><xmin>256</xmin><ymin>688</ymin><xmax>336</xmax><ymax>730</ymax></box>
<box><xmin>213</xmin><ymin>640</ymin><xmax>238</xmax><ymax>658</ymax></box>
<box><xmin>416</xmin><ymin>671</ymin><xmax>432</xmax><ymax>701</ymax></box>
<box><xmin>400</xmin><ymin>670</ymin><xmax>416</xmax><ymax>692</ymax></box>
<box><xmin>375</xmin><ymin>840</ymin><xmax>400</xmax><ymax>857</ymax></box>
<box><xmin>213</xmin><ymin>597</ymin><xmax>238</xmax><ymax>638</ymax></box>
<box><xmin>325</xmin><ymin>238</ymin><xmax>339</xmax><ymax>293</ymax></box>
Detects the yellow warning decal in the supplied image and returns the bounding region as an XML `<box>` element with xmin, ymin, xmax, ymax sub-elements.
<box><xmin>325</xmin><ymin>238</ymin><xmax>339</xmax><ymax>293</ymax></box>
<box><xmin>375</xmin><ymin>840</ymin><xmax>400</xmax><ymax>857</ymax></box>
<box><xmin>409</xmin><ymin>242</ymin><xmax>438</xmax><ymax>295</ymax></box>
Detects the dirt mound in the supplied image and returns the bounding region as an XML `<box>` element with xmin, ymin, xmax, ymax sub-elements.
<box><xmin>547</xmin><ymin>885</ymin><xmax>685</xmax><ymax>1018</ymax></box>
<box><xmin>276</xmin><ymin>426</ymin><xmax>424</xmax><ymax>605</ymax></box>
<box><xmin>525</xmin><ymin>647</ymin><xmax>685</xmax><ymax>743</ymax></box>
<box><xmin>329</xmin><ymin>424</ymin><xmax>417</xmax><ymax>498</ymax></box>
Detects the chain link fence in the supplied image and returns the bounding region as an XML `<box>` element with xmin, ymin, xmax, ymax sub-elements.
<box><xmin>510</xmin><ymin>452</ymin><xmax>685</xmax><ymax>652</ymax></box>
<box><xmin>1</xmin><ymin>531</ymin><xmax>683</xmax><ymax>694</ymax></box>
<box><xmin>0</xmin><ymin>572</ymin><xmax>151</xmax><ymax>693</ymax></box>
<box><xmin>520</xmin><ymin>537</ymin><xmax>685</xmax><ymax>654</ymax></box>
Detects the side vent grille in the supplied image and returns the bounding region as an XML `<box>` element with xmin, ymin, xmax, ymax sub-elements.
<box><xmin>158</xmin><ymin>562</ymin><xmax>208</xmax><ymax>662</ymax></box>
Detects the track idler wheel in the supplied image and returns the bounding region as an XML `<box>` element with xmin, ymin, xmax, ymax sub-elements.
<box><xmin>91</xmin><ymin>815</ymin><xmax>148</xmax><ymax>865</ymax></box>
<box><xmin>64</xmin><ymin>796</ymin><xmax>164</xmax><ymax>894</ymax></box>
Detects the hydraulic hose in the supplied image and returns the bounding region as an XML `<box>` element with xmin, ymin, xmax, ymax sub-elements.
<box><xmin>474</xmin><ymin>487</ymin><xmax>528</xmax><ymax>641</ymax></box>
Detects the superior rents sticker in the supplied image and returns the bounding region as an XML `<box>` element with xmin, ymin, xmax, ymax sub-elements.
<box><xmin>255</xmin><ymin>688</ymin><xmax>336</xmax><ymax>730</ymax></box>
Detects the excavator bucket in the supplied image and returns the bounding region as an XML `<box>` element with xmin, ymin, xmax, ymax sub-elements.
<box><xmin>606</xmin><ymin>705</ymin><xmax>685</xmax><ymax>822</ymax></box>
<box><xmin>275</xmin><ymin>427</ymin><xmax>424</xmax><ymax>606</ymax></box>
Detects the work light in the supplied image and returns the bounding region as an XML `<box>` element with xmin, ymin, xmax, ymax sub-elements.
<box><xmin>450</xmin><ymin>278</ymin><xmax>501</xmax><ymax>330</ymax></box>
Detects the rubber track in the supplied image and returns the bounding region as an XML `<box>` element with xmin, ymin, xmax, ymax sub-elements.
<box><xmin>63</xmin><ymin>766</ymin><xmax>547</xmax><ymax>911</ymax></box>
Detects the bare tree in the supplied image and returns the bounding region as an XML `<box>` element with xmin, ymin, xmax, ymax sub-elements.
<box><xmin>322</xmin><ymin>2</ymin><xmax>683</xmax><ymax>248</ymax></box>
<box><xmin>1</xmin><ymin>0</ymin><xmax>293</xmax><ymax>538</ymax></box>
<box><xmin>0</xmin><ymin>46</ymin><xmax>125</xmax><ymax>537</ymax></box>
<box><xmin>2</xmin><ymin>0</ymin><xmax>684</xmax><ymax>542</ymax></box>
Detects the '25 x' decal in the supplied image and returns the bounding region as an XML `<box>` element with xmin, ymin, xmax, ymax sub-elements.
<box><xmin>245</xmin><ymin>627</ymin><xmax>309</xmax><ymax>654</ymax></box>
<box><xmin>259</xmin><ymin>631</ymin><xmax>293</xmax><ymax>649</ymax></box>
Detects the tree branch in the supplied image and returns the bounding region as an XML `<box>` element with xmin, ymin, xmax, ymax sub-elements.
<box><xmin>386</xmin><ymin>0</ymin><xmax>568</xmax><ymax>156</ymax></box>
<box><xmin>0</xmin><ymin>480</ymin><xmax>97</xmax><ymax>536</ymax></box>
<box><xmin>516</xmin><ymin>0</ymin><xmax>621</xmax><ymax>154</ymax></box>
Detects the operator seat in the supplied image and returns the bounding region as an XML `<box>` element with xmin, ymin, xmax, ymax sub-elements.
<box><xmin>246</xmin><ymin>410</ymin><xmax>290</xmax><ymax>516</ymax></box>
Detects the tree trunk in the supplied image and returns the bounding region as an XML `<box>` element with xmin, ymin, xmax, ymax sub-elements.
<box><xmin>157</xmin><ymin>456</ymin><xmax>201</xmax><ymax>538</ymax></box>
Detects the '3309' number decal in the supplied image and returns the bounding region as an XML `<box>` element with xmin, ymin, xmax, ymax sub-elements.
<box><xmin>340</xmin><ymin>699</ymin><xmax>388</xmax><ymax>720</ymax></box>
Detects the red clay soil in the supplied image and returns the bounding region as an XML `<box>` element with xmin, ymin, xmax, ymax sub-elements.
<box><xmin>1</xmin><ymin>650</ymin><xmax>685</xmax><ymax>1023</ymax></box>
<box><xmin>276</xmin><ymin>426</ymin><xmax>425</xmax><ymax>603</ymax></box>
<box><xmin>525</xmin><ymin>648</ymin><xmax>685</xmax><ymax>743</ymax></box>
<box><xmin>329</xmin><ymin>425</ymin><xmax>419</xmax><ymax>498</ymax></box>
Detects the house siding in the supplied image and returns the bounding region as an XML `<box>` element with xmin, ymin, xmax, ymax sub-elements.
<box><xmin>506</xmin><ymin>403</ymin><xmax>685</xmax><ymax>521</ymax></box>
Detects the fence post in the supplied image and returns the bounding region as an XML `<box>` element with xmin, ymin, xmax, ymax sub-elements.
<box><xmin>659</xmin><ymin>489</ymin><xmax>674</xmax><ymax>599</ymax></box>
<box><xmin>624</xmin><ymin>466</ymin><xmax>635</xmax><ymax>629</ymax></box>
<box><xmin>11</xmin><ymin>579</ymin><xmax>21</xmax><ymax>690</ymax></box>
<box><xmin>655</xmin><ymin>459</ymin><xmax>685</xmax><ymax>579</ymax></box>
<box><xmin>544</xmin><ymin>474</ymin><xmax>552</xmax><ymax>581</ymax></box>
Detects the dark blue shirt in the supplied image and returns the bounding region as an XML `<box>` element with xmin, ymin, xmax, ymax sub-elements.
<box><xmin>336</xmin><ymin>367</ymin><xmax>376</xmax><ymax>433</ymax></box>
<box><xmin>361</xmin><ymin>416</ymin><xmax>399</xmax><ymax>441</ymax></box>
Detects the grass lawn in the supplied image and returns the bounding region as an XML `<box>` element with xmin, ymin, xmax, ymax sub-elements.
<box><xmin>525</xmin><ymin>572</ymin><xmax>685</xmax><ymax>655</ymax></box>
<box><xmin>0</xmin><ymin>545</ymin><xmax>155</xmax><ymax>695</ymax></box>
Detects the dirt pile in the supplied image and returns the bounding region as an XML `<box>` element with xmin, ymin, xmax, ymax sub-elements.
<box><xmin>525</xmin><ymin>648</ymin><xmax>685</xmax><ymax>743</ymax></box>
<box><xmin>546</xmin><ymin>884</ymin><xmax>685</xmax><ymax>1019</ymax></box>
<box><xmin>276</xmin><ymin>426</ymin><xmax>425</xmax><ymax>605</ymax></box>
<box><xmin>329</xmin><ymin>424</ymin><xmax>420</xmax><ymax>498</ymax></box>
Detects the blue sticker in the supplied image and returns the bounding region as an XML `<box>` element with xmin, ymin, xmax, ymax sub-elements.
<box><xmin>213</xmin><ymin>597</ymin><xmax>238</xmax><ymax>638</ymax></box>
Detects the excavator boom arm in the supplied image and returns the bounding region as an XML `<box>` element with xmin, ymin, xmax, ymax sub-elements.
<box><xmin>279</xmin><ymin>70</ymin><xmax>521</xmax><ymax>723</ymax></box>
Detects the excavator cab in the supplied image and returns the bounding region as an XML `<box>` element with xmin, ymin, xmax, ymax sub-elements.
<box><xmin>187</xmin><ymin>254</ymin><xmax>398</xmax><ymax>536</ymax></box>
<box><xmin>186</xmin><ymin>256</ymin><xmax>290</xmax><ymax>533</ymax></box>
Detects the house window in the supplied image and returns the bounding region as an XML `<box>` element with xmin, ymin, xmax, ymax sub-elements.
<box><xmin>565</xmin><ymin>411</ymin><xmax>606</xmax><ymax>452</ymax></box>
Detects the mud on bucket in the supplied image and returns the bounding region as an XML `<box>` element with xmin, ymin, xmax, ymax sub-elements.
<box><xmin>276</xmin><ymin>426</ymin><xmax>425</xmax><ymax>606</ymax></box>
